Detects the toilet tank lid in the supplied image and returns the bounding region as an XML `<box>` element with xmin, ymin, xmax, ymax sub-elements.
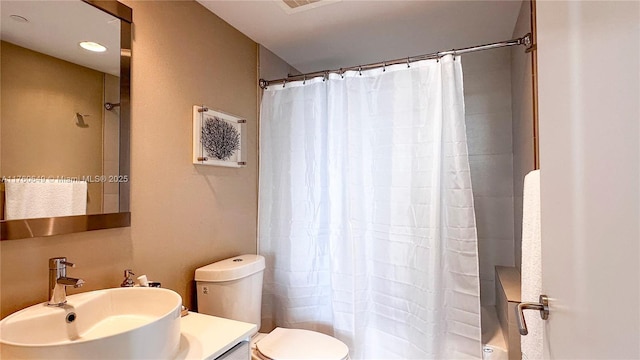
<box><xmin>195</xmin><ymin>254</ymin><xmax>265</xmax><ymax>282</ymax></box>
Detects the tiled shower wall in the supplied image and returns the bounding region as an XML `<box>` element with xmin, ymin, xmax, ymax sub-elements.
<box><xmin>463</xmin><ymin>48</ymin><xmax>515</xmax><ymax>306</ymax></box>
<box><xmin>511</xmin><ymin>0</ymin><xmax>535</xmax><ymax>271</ymax></box>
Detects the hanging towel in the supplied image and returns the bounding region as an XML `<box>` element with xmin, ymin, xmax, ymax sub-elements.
<box><xmin>520</xmin><ymin>170</ymin><xmax>542</xmax><ymax>360</ymax></box>
<box><xmin>4</xmin><ymin>179</ymin><xmax>87</xmax><ymax>220</ymax></box>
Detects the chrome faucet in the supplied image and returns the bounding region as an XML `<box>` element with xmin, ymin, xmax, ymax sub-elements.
<box><xmin>48</xmin><ymin>257</ymin><xmax>85</xmax><ymax>306</ymax></box>
<box><xmin>121</xmin><ymin>269</ymin><xmax>135</xmax><ymax>287</ymax></box>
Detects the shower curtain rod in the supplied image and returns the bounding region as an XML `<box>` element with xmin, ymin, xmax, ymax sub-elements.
<box><xmin>259</xmin><ymin>33</ymin><xmax>533</xmax><ymax>89</ymax></box>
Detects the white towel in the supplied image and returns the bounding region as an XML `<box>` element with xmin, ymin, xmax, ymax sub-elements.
<box><xmin>520</xmin><ymin>170</ymin><xmax>542</xmax><ymax>360</ymax></box>
<box><xmin>4</xmin><ymin>179</ymin><xmax>87</xmax><ymax>220</ymax></box>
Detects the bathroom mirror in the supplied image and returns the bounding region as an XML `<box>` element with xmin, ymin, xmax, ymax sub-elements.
<box><xmin>0</xmin><ymin>0</ymin><xmax>132</xmax><ymax>240</ymax></box>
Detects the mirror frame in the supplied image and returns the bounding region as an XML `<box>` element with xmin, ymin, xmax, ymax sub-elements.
<box><xmin>0</xmin><ymin>0</ymin><xmax>132</xmax><ymax>240</ymax></box>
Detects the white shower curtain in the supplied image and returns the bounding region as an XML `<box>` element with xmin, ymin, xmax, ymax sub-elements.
<box><xmin>259</xmin><ymin>55</ymin><xmax>481</xmax><ymax>359</ymax></box>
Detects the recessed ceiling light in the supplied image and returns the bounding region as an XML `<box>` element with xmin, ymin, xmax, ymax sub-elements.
<box><xmin>79</xmin><ymin>41</ymin><xmax>107</xmax><ymax>53</ymax></box>
<box><xmin>9</xmin><ymin>15</ymin><xmax>29</xmax><ymax>23</ymax></box>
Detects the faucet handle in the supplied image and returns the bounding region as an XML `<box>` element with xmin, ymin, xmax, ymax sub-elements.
<box><xmin>49</xmin><ymin>257</ymin><xmax>76</xmax><ymax>269</ymax></box>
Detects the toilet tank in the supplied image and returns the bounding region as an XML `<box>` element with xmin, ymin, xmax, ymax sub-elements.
<box><xmin>195</xmin><ymin>255</ymin><xmax>265</xmax><ymax>330</ymax></box>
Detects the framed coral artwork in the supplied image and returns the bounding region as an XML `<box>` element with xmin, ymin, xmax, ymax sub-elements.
<box><xmin>192</xmin><ymin>105</ymin><xmax>246</xmax><ymax>167</ymax></box>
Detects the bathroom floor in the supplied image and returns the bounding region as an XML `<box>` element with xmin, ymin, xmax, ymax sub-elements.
<box><xmin>481</xmin><ymin>306</ymin><xmax>508</xmax><ymax>360</ymax></box>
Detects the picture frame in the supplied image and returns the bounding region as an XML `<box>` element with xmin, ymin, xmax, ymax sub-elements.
<box><xmin>192</xmin><ymin>105</ymin><xmax>246</xmax><ymax>167</ymax></box>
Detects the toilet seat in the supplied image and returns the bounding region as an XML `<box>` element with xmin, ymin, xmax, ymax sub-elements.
<box><xmin>254</xmin><ymin>328</ymin><xmax>349</xmax><ymax>360</ymax></box>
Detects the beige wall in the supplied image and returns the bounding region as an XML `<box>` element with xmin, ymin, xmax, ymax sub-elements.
<box><xmin>510</xmin><ymin>0</ymin><xmax>535</xmax><ymax>271</ymax></box>
<box><xmin>0</xmin><ymin>0</ymin><xmax>258</xmax><ymax>318</ymax></box>
<box><xmin>1</xmin><ymin>41</ymin><xmax>104</xmax><ymax>214</ymax></box>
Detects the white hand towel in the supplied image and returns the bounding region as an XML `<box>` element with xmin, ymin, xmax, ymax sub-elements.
<box><xmin>520</xmin><ymin>170</ymin><xmax>542</xmax><ymax>360</ymax></box>
<box><xmin>4</xmin><ymin>179</ymin><xmax>87</xmax><ymax>220</ymax></box>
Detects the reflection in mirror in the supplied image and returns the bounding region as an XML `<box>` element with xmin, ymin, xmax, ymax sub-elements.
<box><xmin>0</xmin><ymin>0</ymin><xmax>131</xmax><ymax>239</ymax></box>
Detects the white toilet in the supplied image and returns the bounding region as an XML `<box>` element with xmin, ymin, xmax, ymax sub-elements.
<box><xmin>195</xmin><ymin>254</ymin><xmax>349</xmax><ymax>360</ymax></box>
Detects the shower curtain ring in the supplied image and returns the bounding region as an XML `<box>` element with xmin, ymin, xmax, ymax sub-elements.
<box><xmin>383</xmin><ymin>62</ymin><xmax>386</xmax><ymax>72</ymax></box>
<box><xmin>358</xmin><ymin>66</ymin><xmax>362</xmax><ymax>76</ymax></box>
<box><xmin>340</xmin><ymin>68</ymin><xmax>344</xmax><ymax>79</ymax></box>
<box><xmin>407</xmin><ymin>57</ymin><xmax>410</xmax><ymax>68</ymax></box>
<box><xmin>303</xmin><ymin>75</ymin><xmax>306</xmax><ymax>85</ymax></box>
<box><xmin>282</xmin><ymin>79</ymin><xmax>286</xmax><ymax>88</ymax></box>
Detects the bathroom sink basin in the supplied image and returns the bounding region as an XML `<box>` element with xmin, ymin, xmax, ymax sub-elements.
<box><xmin>0</xmin><ymin>287</ymin><xmax>182</xmax><ymax>359</ymax></box>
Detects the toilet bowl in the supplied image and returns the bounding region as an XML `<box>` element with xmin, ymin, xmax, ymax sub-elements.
<box><xmin>195</xmin><ymin>255</ymin><xmax>349</xmax><ymax>360</ymax></box>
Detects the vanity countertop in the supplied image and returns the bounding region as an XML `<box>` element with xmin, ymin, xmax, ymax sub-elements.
<box><xmin>176</xmin><ymin>312</ymin><xmax>257</xmax><ymax>360</ymax></box>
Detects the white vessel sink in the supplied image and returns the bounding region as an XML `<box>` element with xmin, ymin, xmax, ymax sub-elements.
<box><xmin>0</xmin><ymin>287</ymin><xmax>182</xmax><ymax>359</ymax></box>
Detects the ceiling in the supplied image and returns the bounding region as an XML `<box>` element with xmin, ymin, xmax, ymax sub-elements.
<box><xmin>197</xmin><ymin>0</ymin><xmax>523</xmax><ymax>74</ymax></box>
<box><xmin>1</xmin><ymin>1</ymin><xmax>120</xmax><ymax>76</ymax></box>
